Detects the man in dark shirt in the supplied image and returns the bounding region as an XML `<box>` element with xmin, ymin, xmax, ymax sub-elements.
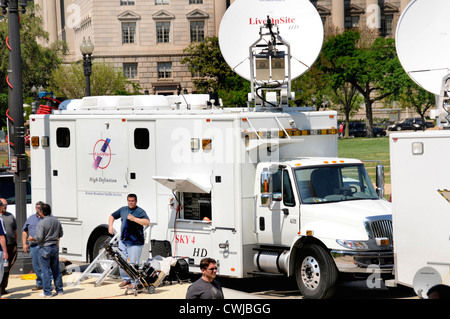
<box><xmin>22</xmin><ymin>201</ymin><xmax>44</xmax><ymax>291</ymax></box>
<box><xmin>186</xmin><ymin>258</ymin><xmax>224</xmax><ymax>299</ymax></box>
<box><xmin>109</xmin><ymin>194</ymin><xmax>150</xmax><ymax>288</ymax></box>
<box><xmin>0</xmin><ymin>217</ymin><xmax>8</xmax><ymax>298</ymax></box>
<box><xmin>0</xmin><ymin>198</ymin><xmax>17</xmax><ymax>295</ymax></box>
<box><xmin>29</xmin><ymin>203</ymin><xmax>64</xmax><ymax>297</ymax></box>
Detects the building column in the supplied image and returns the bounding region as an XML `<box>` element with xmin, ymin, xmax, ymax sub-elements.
<box><xmin>400</xmin><ymin>0</ymin><xmax>411</xmax><ymax>12</ymax></box>
<box><xmin>331</xmin><ymin>0</ymin><xmax>345</xmax><ymax>29</ymax></box>
<box><xmin>43</xmin><ymin>0</ymin><xmax>58</xmax><ymax>44</ymax></box>
<box><xmin>366</xmin><ymin>0</ymin><xmax>380</xmax><ymax>29</ymax></box>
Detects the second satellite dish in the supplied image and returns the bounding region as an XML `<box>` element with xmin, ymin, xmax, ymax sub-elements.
<box><xmin>412</xmin><ymin>266</ymin><xmax>442</xmax><ymax>299</ymax></box>
<box><xmin>218</xmin><ymin>0</ymin><xmax>324</xmax><ymax>81</ymax></box>
<box><xmin>396</xmin><ymin>0</ymin><xmax>450</xmax><ymax>95</ymax></box>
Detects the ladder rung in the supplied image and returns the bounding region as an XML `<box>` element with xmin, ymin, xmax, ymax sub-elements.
<box><xmin>94</xmin><ymin>259</ymin><xmax>115</xmax><ymax>264</ymax></box>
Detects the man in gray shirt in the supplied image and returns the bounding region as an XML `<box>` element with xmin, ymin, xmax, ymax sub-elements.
<box><xmin>29</xmin><ymin>203</ymin><xmax>64</xmax><ymax>297</ymax></box>
<box><xmin>186</xmin><ymin>258</ymin><xmax>224</xmax><ymax>299</ymax></box>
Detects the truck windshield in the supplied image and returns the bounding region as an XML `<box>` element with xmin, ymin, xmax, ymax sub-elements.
<box><xmin>294</xmin><ymin>164</ymin><xmax>379</xmax><ymax>204</ymax></box>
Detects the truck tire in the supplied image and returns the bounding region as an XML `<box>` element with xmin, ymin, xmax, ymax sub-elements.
<box><xmin>295</xmin><ymin>244</ymin><xmax>338</xmax><ymax>299</ymax></box>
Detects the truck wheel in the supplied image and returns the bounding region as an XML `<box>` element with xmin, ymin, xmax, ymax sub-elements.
<box><xmin>295</xmin><ymin>244</ymin><xmax>338</xmax><ymax>299</ymax></box>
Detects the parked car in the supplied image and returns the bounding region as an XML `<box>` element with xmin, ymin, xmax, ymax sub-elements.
<box><xmin>387</xmin><ymin>117</ymin><xmax>435</xmax><ymax>131</ymax></box>
<box><xmin>343</xmin><ymin>122</ymin><xmax>386</xmax><ymax>137</ymax></box>
<box><xmin>0</xmin><ymin>171</ymin><xmax>32</xmax><ymax>217</ymax></box>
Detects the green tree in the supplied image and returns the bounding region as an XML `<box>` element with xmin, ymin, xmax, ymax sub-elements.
<box><xmin>51</xmin><ymin>61</ymin><xmax>139</xmax><ymax>99</ymax></box>
<box><xmin>331</xmin><ymin>83</ymin><xmax>364</xmax><ymax>137</ymax></box>
<box><xmin>182</xmin><ymin>36</ymin><xmax>250</xmax><ymax>107</ymax></box>
<box><xmin>292</xmin><ymin>65</ymin><xmax>332</xmax><ymax>109</ymax></box>
<box><xmin>0</xmin><ymin>3</ymin><xmax>66</xmax><ymax>128</ymax></box>
<box><xmin>400</xmin><ymin>81</ymin><xmax>436</xmax><ymax>130</ymax></box>
<box><xmin>320</xmin><ymin>30</ymin><xmax>409</xmax><ymax>137</ymax></box>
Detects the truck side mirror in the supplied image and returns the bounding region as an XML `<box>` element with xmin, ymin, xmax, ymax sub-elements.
<box><xmin>272</xmin><ymin>192</ymin><xmax>282</xmax><ymax>201</ymax></box>
<box><xmin>376</xmin><ymin>164</ymin><xmax>385</xmax><ymax>199</ymax></box>
<box><xmin>260</xmin><ymin>171</ymin><xmax>273</xmax><ymax>207</ymax></box>
<box><xmin>261</xmin><ymin>194</ymin><xmax>272</xmax><ymax>206</ymax></box>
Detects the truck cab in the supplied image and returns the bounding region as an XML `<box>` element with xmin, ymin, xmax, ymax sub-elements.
<box><xmin>254</xmin><ymin>158</ymin><xmax>393</xmax><ymax>298</ymax></box>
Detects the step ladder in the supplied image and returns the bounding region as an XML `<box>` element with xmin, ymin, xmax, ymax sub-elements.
<box><xmin>73</xmin><ymin>233</ymin><xmax>120</xmax><ymax>287</ymax></box>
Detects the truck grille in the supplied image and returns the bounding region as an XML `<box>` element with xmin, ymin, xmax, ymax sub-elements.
<box><xmin>370</xmin><ymin>219</ymin><xmax>393</xmax><ymax>244</ymax></box>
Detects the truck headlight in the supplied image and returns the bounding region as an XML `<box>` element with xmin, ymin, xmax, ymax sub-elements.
<box><xmin>336</xmin><ymin>239</ymin><xmax>369</xmax><ymax>250</ymax></box>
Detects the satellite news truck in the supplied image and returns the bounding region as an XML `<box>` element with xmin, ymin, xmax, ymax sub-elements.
<box><xmin>389</xmin><ymin>131</ymin><xmax>450</xmax><ymax>297</ymax></box>
<box><xmin>29</xmin><ymin>0</ymin><xmax>393</xmax><ymax>299</ymax></box>
<box><xmin>388</xmin><ymin>0</ymin><xmax>450</xmax><ymax>298</ymax></box>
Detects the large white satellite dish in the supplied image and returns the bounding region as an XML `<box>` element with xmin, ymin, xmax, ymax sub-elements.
<box><xmin>218</xmin><ymin>0</ymin><xmax>324</xmax><ymax>81</ymax></box>
<box><xmin>396</xmin><ymin>0</ymin><xmax>450</xmax><ymax>95</ymax></box>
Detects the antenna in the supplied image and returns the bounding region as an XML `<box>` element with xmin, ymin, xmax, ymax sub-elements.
<box><xmin>218</xmin><ymin>0</ymin><xmax>323</xmax><ymax>109</ymax></box>
<box><xmin>396</xmin><ymin>0</ymin><xmax>450</xmax><ymax>127</ymax></box>
<box><xmin>248</xmin><ymin>15</ymin><xmax>293</xmax><ymax>108</ymax></box>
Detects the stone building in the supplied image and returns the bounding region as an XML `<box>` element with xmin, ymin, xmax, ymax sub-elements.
<box><xmin>316</xmin><ymin>0</ymin><xmax>410</xmax><ymax>37</ymax></box>
<box><xmin>36</xmin><ymin>0</ymin><xmax>412</xmax><ymax>96</ymax></box>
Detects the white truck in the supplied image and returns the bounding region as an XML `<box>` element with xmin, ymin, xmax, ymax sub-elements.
<box><xmin>389</xmin><ymin>131</ymin><xmax>450</xmax><ymax>297</ymax></box>
<box><xmin>28</xmin><ymin>0</ymin><xmax>393</xmax><ymax>299</ymax></box>
<box><xmin>390</xmin><ymin>0</ymin><xmax>450</xmax><ymax>298</ymax></box>
<box><xmin>29</xmin><ymin>94</ymin><xmax>393</xmax><ymax>299</ymax></box>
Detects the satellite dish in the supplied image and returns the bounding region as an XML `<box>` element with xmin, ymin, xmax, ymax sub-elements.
<box><xmin>412</xmin><ymin>266</ymin><xmax>442</xmax><ymax>299</ymax></box>
<box><xmin>218</xmin><ymin>0</ymin><xmax>324</xmax><ymax>81</ymax></box>
<box><xmin>396</xmin><ymin>0</ymin><xmax>450</xmax><ymax>95</ymax></box>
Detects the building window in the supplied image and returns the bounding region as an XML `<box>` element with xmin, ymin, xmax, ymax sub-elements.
<box><xmin>189</xmin><ymin>0</ymin><xmax>203</xmax><ymax>4</ymax></box>
<box><xmin>157</xmin><ymin>62</ymin><xmax>172</xmax><ymax>79</ymax></box>
<box><xmin>381</xmin><ymin>14</ymin><xmax>394</xmax><ymax>36</ymax></box>
<box><xmin>122</xmin><ymin>22</ymin><xmax>136</xmax><ymax>44</ymax></box>
<box><xmin>120</xmin><ymin>0</ymin><xmax>135</xmax><ymax>5</ymax></box>
<box><xmin>190</xmin><ymin>21</ymin><xmax>204</xmax><ymax>42</ymax></box>
<box><xmin>155</xmin><ymin>0</ymin><xmax>169</xmax><ymax>4</ymax></box>
<box><xmin>345</xmin><ymin>15</ymin><xmax>360</xmax><ymax>29</ymax></box>
<box><xmin>156</xmin><ymin>21</ymin><xmax>170</xmax><ymax>43</ymax></box>
<box><xmin>124</xmin><ymin>63</ymin><xmax>138</xmax><ymax>79</ymax></box>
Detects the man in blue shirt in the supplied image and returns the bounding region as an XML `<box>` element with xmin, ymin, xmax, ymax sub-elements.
<box><xmin>22</xmin><ymin>201</ymin><xmax>44</xmax><ymax>291</ymax></box>
<box><xmin>0</xmin><ymin>217</ymin><xmax>8</xmax><ymax>298</ymax></box>
<box><xmin>108</xmin><ymin>194</ymin><xmax>150</xmax><ymax>288</ymax></box>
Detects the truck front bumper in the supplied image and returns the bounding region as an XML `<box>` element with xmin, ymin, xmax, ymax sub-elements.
<box><xmin>330</xmin><ymin>250</ymin><xmax>394</xmax><ymax>274</ymax></box>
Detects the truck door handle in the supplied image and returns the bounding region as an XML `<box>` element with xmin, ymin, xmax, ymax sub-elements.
<box><xmin>219</xmin><ymin>240</ymin><xmax>229</xmax><ymax>249</ymax></box>
<box><xmin>283</xmin><ymin>208</ymin><xmax>289</xmax><ymax>216</ymax></box>
<box><xmin>259</xmin><ymin>217</ymin><xmax>265</xmax><ymax>231</ymax></box>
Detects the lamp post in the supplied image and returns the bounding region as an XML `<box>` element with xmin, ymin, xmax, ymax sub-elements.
<box><xmin>80</xmin><ymin>37</ymin><xmax>95</xmax><ymax>96</ymax></box>
<box><xmin>1</xmin><ymin>0</ymin><xmax>31</xmax><ymax>273</ymax></box>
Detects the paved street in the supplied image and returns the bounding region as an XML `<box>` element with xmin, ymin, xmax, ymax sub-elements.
<box><xmin>1</xmin><ymin>269</ymin><xmax>417</xmax><ymax>300</ymax></box>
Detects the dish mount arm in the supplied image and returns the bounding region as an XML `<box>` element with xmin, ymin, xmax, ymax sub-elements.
<box><xmin>248</xmin><ymin>16</ymin><xmax>293</xmax><ymax>110</ymax></box>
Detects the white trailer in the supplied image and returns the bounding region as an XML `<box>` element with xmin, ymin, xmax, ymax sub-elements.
<box><xmin>391</xmin><ymin>0</ymin><xmax>450</xmax><ymax>298</ymax></box>
<box><xmin>28</xmin><ymin>0</ymin><xmax>393</xmax><ymax>298</ymax></box>
<box><xmin>389</xmin><ymin>131</ymin><xmax>450</xmax><ymax>297</ymax></box>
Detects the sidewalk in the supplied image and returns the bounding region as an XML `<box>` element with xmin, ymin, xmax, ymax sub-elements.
<box><xmin>1</xmin><ymin>273</ymin><xmax>262</xmax><ymax>299</ymax></box>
